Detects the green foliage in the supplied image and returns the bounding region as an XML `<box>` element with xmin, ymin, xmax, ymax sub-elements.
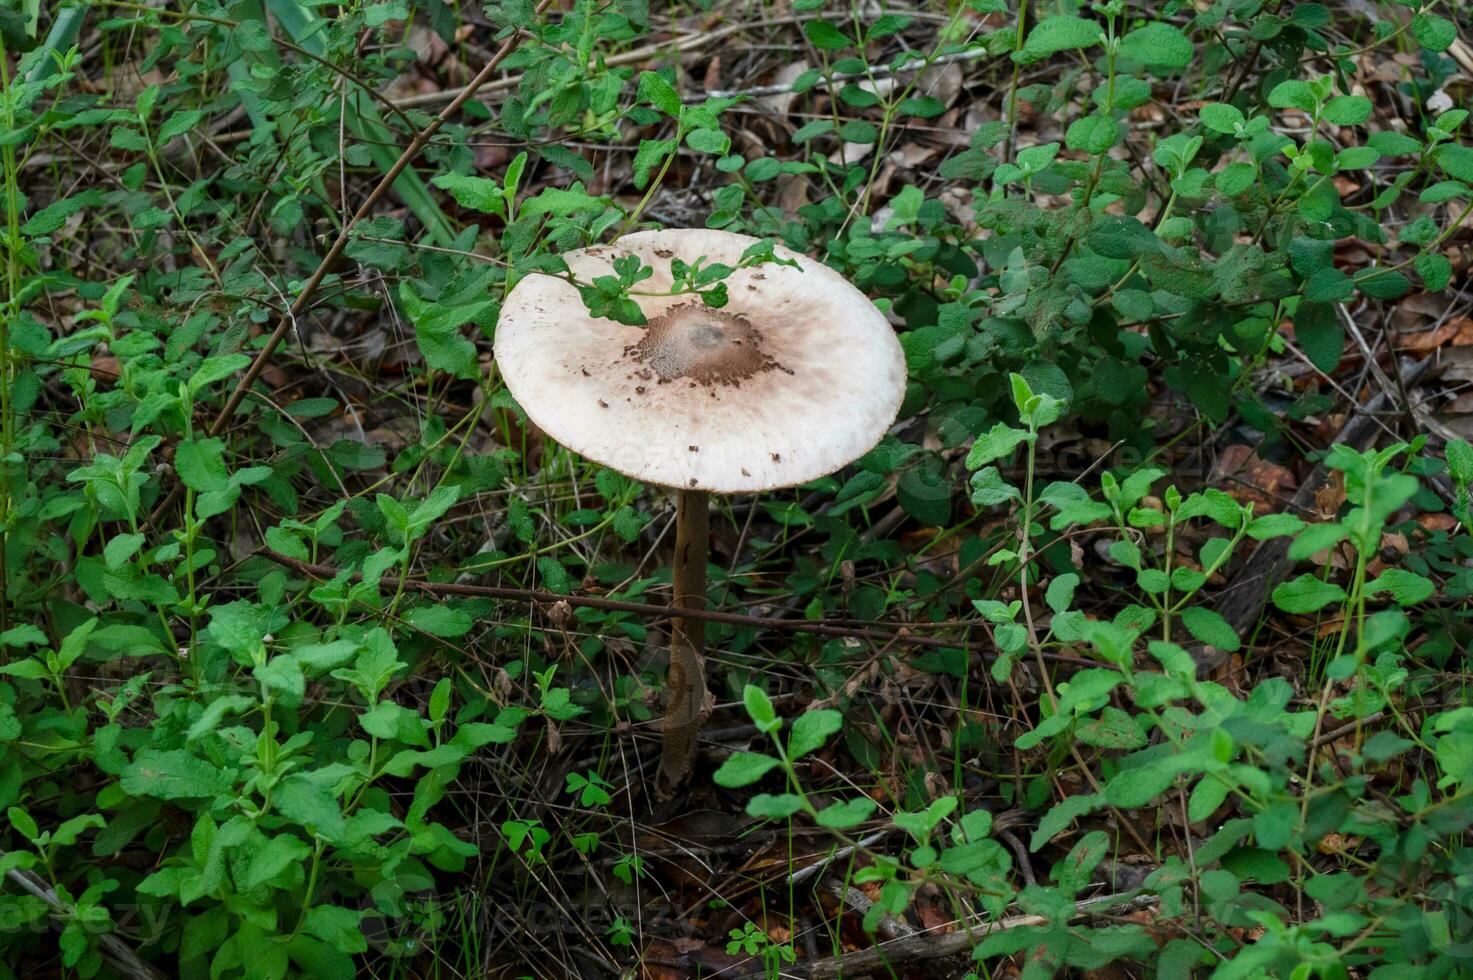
<box><xmin>2</xmin><ymin>0</ymin><xmax>1471</xmax><ymax>976</ymax></box>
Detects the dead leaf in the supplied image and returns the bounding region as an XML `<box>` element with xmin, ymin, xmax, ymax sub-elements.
<box><xmin>1397</xmin><ymin>315</ymin><xmax>1473</xmax><ymax>352</ymax></box>
<box><xmin>1214</xmin><ymin>445</ymin><xmax>1298</xmax><ymax>510</ymax></box>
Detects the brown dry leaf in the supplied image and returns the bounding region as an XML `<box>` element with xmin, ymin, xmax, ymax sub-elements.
<box><xmin>1441</xmin><ymin>345</ymin><xmax>1473</xmax><ymax>384</ymax></box>
<box><xmin>1419</xmin><ymin>512</ymin><xmax>1460</xmax><ymax>533</ymax></box>
<box><xmin>775</xmin><ymin>173</ymin><xmax>809</xmax><ymax>215</ymax></box>
<box><xmin>640</xmin><ymin>938</ymin><xmax>742</xmax><ymax>980</ymax></box>
<box><xmin>1449</xmin><ymin>395</ymin><xmax>1473</xmax><ymax>435</ymax></box>
<box><xmin>915</xmin><ymin>902</ymin><xmax>954</xmax><ymax>934</ymax></box>
<box><xmin>1316</xmin><ymin>470</ymin><xmax>1347</xmax><ymax>519</ymax></box>
<box><xmin>1214</xmin><ymin>444</ymin><xmax>1297</xmax><ymax>510</ymax></box>
<box><xmin>758</xmin><ymin>61</ymin><xmax>811</xmax><ymax>117</ymax></box>
<box><xmin>917</xmin><ymin>62</ymin><xmax>964</xmax><ymax>109</ymax></box>
<box><xmin>1396</xmin><ymin>315</ymin><xmax>1473</xmax><ymax>352</ymax></box>
<box><xmin>1391</xmin><ymin>290</ymin><xmax>1456</xmax><ymax>331</ymax></box>
<box><xmin>1366</xmin><ymin>531</ymin><xmax>1409</xmax><ymax>577</ymax></box>
<box><xmin>1209</xmin><ymin>653</ymin><xmax>1248</xmax><ymax>696</ymax></box>
<box><xmin>889</xmin><ymin>142</ymin><xmax>942</xmax><ymax>169</ymax></box>
<box><xmin>90</xmin><ymin>354</ymin><xmax>121</xmax><ymax>385</ymax></box>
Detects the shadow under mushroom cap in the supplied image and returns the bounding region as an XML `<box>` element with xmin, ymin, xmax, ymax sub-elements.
<box><xmin>493</xmin><ymin>228</ymin><xmax>907</xmax><ymax>494</ymax></box>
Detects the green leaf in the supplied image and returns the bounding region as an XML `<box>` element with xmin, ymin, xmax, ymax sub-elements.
<box><xmin>1180</xmin><ymin>607</ymin><xmax>1240</xmax><ymax>651</ymax></box>
<box><xmin>1412</xmin><ymin>12</ymin><xmax>1457</xmax><ymax>52</ymax></box>
<box><xmin>1364</xmin><ymin>568</ymin><xmax>1435</xmax><ymax>605</ymax></box>
<box><xmin>966</xmin><ymin>422</ymin><xmax>1030</xmax><ymax>468</ymax></box>
<box><xmin>398</xmin><ymin>281</ymin><xmax>486</xmax><ymax>381</ymax></box>
<box><xmin>1118</xmin><ymin>22</ymin><xmax>1193</xmax><ymax>71</ymax></box>
<box><xmin>636</xmin><ymin>70</ymin><xmax>680</xmax><ymax>115</ymax></box>
<box><xmin>1215</xmin><ymin>161</ymin><xmax>1257</xmax><ymax>196</ymax></box>
<box><xmin>747</xmin><ymin>793</ymin><xmax>805</xmax><ymax>818</ymax></box>
<box><xmin>1322</xmin><ymin>95</ymin><xmax>1372</xmax><ymax>127</ymax></box>
<box><xmin>104</xmin><ymin>532</ymin><xmax>146</xmax><ymax>570</ymax></box>
<box><xmin>1415</xmin><ymin>252</ymin><xmax>1453</xmax><ymax>292</ymax></box>
<box><xmin>633</xmin><ymin>139</ymin><xmax>677</xmax><ymax>188</ymax></box>
<box><xmin>452</xmin><ymin>722</ymin><xmax>519</xmax><ymax>748</ymax></box>
<box><xmin>788</xmin><ymin>709</ymin><xmax>843</xmax><ymax>759</ymax></box>
<box><xmin>1272</xmin><ymin>575</ymin><xmax>1347</xmax><ymax>614</ymax></box>
<box><xmin>0</xmin><ymin>625</ymin><xmax>47</xmax><ymax>648</ymax></box>
<box><xmin>1076</xmin><ymin>707</ymin><xmax>1147</xmax><ymax>749</ymax></box>
<box><xmin>1030</xmin><ymin>793</ymin><xmax>1104</xmax><ymax>851</ymax></box>
<box><xmin>304</xmin><ymin>906</ymin><xmax>368</xmax><ymax>955</ymax></box>
<box><xmin>898</xmin><ymin>96</ymin><xmax>946</xmax><ymax>118</ymax></box>
<box><xmin>1065</xmin><ymin>114</ymin><xmax>1118</xmax><ymax>153</ymax></box>
<box><xmin>1248</xmin><ymin>513</ymin><xmax>1305</xmax><ymax>539</ymax></box>
<box><xmin>403</xmin><ymin>605</ymin><xmax>474</xmax><ymax>637</ymax></box>
<box><xmin>158</xmin><ymin>109</ymin><xmax>203</xmax><ymax>142</ymax></box>
<box><xmin>1447</xmin><ymin>439</ymin><xmax>1473</xmax><ymax>485</ymax></box>
<box><xmin>1438</xmin><ymin>729</ymin><xmax>1473</xmax><ymax>786</ymax></box>
<box><xmin>21</xmin><ymin>190</ymin><xmax>103</xmax><ymax>236</ymax></box>
<box><xmin>0</xmin><ymin>657</ymin><xmax>47</xmax><ymax>680</ymax></box>
<box><xmin>274</xmin><ymin>775</ymin><xmax>346</xmax><ymax>840</ymax></box>
<box><xmin>970</xmin><ymin>466</ymin><xmax>1020</xmax><ymax>507</ymax></box>
<box><xmin>521</xmin><ymin>185</ymin><xmax>608</xmax><ymax>219</ymax></box>
<box><xmin>1369</xmin><ymin>130</ymin><xmax>1422</xmax><ymax>156</ymax></box>
<box><xmin>1188</xmin><ymin>777</ymin><xmax>1231</xmax><ymax>822</ymax></box>
<box><xmin>176</xmin><ymin>438</ymin><xmax>229</xmax><ymax>493</ymax></box>
<box><xmin>713</xmin><ymin>751</ymin><xmax>781</xmax><ymax>787</ymax></box>
<box><xmin>1436</xmin><ymin>144</ymin><xmax>1473</xmax><ymax>184</ymax></box>
<box><xmin>1200</xmin><ymin>103</ymin><xmax>1245</xmax><ymax>134</ymax></box>
<box><xmin>7</xmin><ymin>807</ymin><xmax>38</xmax><ymax>841</ymax></box>
<box><xmin>431</xmin><ymin>172</ymin><xmax>506</xmax><ymax>216</ymax></box>
<box><xmin>1104</xmin><ymin>763</ymin><xmax>1176</xmax><ymax>808</ymax></box>
<box><xmin>255</xmin><ymin>655</ymin><xmax>305</xmax><ymax>707</ymax></box>
<box><xmin>1046</xmin><ymin>573</ymin><xmax>1079</xmax><ymax>615</ymax></box>
<box><xmin>1289</xmin><ymin>522</ymin><xmax>1349</xmax><ymax>560</ymax></box>
<box><xmin>239</xmin><ymin>834</ymin><xmax>311</xmax><ymax>890</ymax></box>
<box><xmin>1017</xmin><ymin>16</ymin><xmax>1103</xmax><ymax>64</ymax></box>
<box><xmin>685</xmin><ymin>128</ymin><xmax>729</xmax><ymax>155</ymax></box>
<box><xmin>803</xmin><ymin>20</ymin><xmax>851</xmax><ymax>50</ymax></box>
<box><xmin>742</xmin><ymin>684</ymin><xmax>779</xmax><ymax>733</ymax></box>
<box><xmin>1268</xmin><ymin>80</ymin><xmax>1316</xmax><ymax>113</ymax></box>
<box><xmin>1016</xmin><ymin>141</ymin><xmax>1060</xmax><ymax>174</ymax></box>
<box><xmin>816</xmin><ymin>797</ymin><xmax>876</xmax><ymax>829</ymax></box>
<box><xmin>1294</xmin><ymin>302</ymin><xmax>1345</xmax><ymax>373</ymax></box>
<box><xmin>121</xmin><ymin>749</ymin><xmax>232</xmax><ymax>799</ymax></box>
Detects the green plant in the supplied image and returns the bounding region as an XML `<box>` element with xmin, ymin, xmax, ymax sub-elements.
<box><xmin>3</xmin><ymin>0</ymin><xmax>1471</xmax><ymax>975</ymax></box>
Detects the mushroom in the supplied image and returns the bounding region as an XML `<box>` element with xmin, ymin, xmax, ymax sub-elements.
<box><xmin>494</xmin><ymin>228</ymin><xmax>905</xmax><ymax>794</ymax></box>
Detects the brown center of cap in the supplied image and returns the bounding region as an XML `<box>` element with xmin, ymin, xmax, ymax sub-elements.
<box><xmin>626</xmin><ymin>304</ymin><xmax>786</xmax><ymax>386</ymax></box>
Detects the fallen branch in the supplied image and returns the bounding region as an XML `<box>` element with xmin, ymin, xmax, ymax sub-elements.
<box><xmin>733</xmin><ymin>892</ymin><xmax>1158</xmax><ymax>979</ymax></box>
<box><xmin>391</xmin><ymin>17</ymin><xmax>790</xmax><ymax>108</ymax></box>
<box><xmin>255</xmin><ymin>549</ymin><xmax>1094</xmax><ymax>666</ymax></box>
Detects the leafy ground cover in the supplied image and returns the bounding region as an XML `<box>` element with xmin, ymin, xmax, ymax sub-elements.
<box><xmin>3</xmin><ymin>0</ymin><xmax>1473</xmax><ymax>977</ymax></box>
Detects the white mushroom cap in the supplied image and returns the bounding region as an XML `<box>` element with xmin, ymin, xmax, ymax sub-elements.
<box><xmin>494</xmin><ymin>229</ymin><xmax>906</xmax><ymax>494</ymax></box>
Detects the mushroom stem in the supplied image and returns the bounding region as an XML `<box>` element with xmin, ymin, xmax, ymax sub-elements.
<box><xmin>658</xmin><ymin>487</ymin><xmax>710</xmax><ymax>796</ymax></box>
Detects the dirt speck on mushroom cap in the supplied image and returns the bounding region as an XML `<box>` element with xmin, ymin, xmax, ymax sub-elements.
<box><xmin>493</xmin><ymin>228</ymin><xmax>905</xmax><ymax>494</ymax></box>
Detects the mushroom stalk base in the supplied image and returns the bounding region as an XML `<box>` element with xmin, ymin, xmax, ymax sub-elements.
<box><xmin>657</xmin><ymin>488</ymin><xmax>710</xmax><ymax>796</ymax></box>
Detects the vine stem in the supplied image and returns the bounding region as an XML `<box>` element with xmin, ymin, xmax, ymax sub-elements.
<box><xmin>144</xmin><ymin>0</ymin><xmax>553</xmax><ymax>530</ymax></box>
<box><xmin>1001</xmin><ymin>0</ymin><xmax>1030</xmax><ymax>166</ymax></box>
